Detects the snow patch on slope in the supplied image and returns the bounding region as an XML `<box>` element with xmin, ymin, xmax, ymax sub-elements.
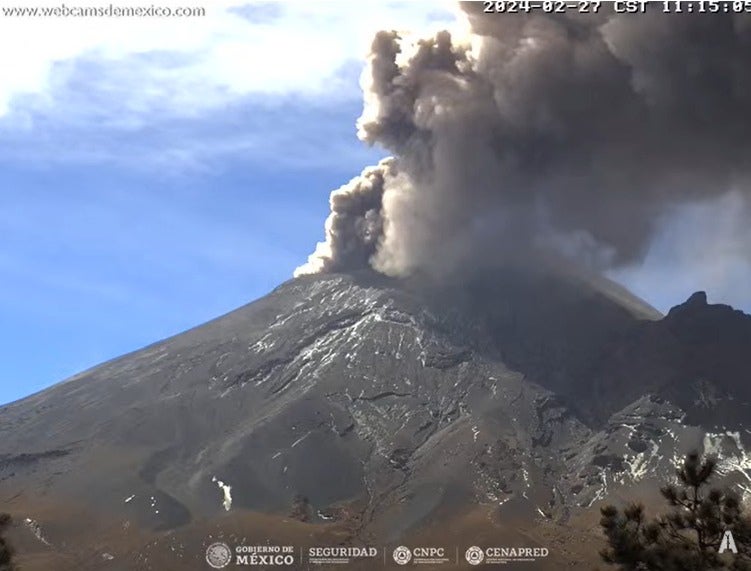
<box><xmin>24</xmin><ymin>517</ymin><xmax>51</xmax><ymax>546</ymax></box>
<box><xmin>704</xmin><ymin>431</ymin><xmax>751</xmax><ymax>498</ymax></box>
<box><xmin>212</xmin><ymin>476</ymin><xmax>233</xmax><ymax>511</ymax></box>
<box><xmin>623</xmin><ymin>440</ymin><xmax>661</xmax><ymax>483</ymax></box>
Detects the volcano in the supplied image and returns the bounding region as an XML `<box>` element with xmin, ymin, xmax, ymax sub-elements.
<box><xmin>1</xmin><ymin>268</ymin><xmax>750</xmax><ymax>570</ymax></box>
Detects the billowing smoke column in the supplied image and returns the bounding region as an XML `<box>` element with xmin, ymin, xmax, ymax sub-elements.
<box><xmin>296</xmin><ymin>4</ymin><xmax>751</xmax><ymax>278</ymax></box>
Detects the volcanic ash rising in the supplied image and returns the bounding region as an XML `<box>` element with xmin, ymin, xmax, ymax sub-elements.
<box><xmin>295</xmin><ymin>6</ymin><xmax>751</xmax><ymax>279</ymax></box>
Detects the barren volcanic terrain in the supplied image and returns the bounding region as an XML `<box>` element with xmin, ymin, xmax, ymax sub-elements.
<box><xmin>1</xmin><ymin>268</ymin><xmax>750</xmax><ymax>569</ymax></box>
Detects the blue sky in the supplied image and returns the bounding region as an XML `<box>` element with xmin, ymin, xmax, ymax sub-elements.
<box><xmin>0</xmin><ymin>1</ymin><xmax>458</xmax><ymax>404</ymax></box>
<box><xmin>1</xmin><ymin>1</ymin><xmax>749</xmax><ymax>405</ymax></box>
<box><xmin>0</xmin><ymin>98</ymin><xmax>385</xmax><ymax>403</ymax></box>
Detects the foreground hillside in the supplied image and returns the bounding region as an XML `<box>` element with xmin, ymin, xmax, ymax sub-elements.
<box><xmin>0</xmin><ymin>269</ymin><xmax>749</xmax><ymax>569</ymax></box>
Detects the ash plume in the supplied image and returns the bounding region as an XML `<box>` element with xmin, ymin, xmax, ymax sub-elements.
<box><xmin>296</xmin><ymin>5</ymin><xmax>751</xmax><ymax>278</ymax></box>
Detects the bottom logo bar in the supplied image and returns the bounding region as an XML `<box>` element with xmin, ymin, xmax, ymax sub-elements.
<box><xmin>204</xmin><ymin>542</ymin><xmax>550</xmax><ymax>567</ymax></box>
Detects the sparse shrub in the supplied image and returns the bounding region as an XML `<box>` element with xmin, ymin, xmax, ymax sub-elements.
<box><xmin>0</xmin><ymin>513</ymin><xmax>16</xmax><ymax>571</ymax></box>
<box><xmin>600</xmin><ymin>451</ymin><xmax>751</xmax><ymax>570</ymax></box>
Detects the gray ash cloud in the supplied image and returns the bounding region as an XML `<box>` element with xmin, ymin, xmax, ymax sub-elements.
<box><xmin>296</xmin><ymin>5</ymin><xmax>751</xmax><ymax>278</ymax></box>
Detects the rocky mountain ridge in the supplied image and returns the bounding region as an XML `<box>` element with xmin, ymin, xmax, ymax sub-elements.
<box><xmin>0</xmin><ymin>269</ymin><xmax>749</xmax><ymax>569</ymax></box>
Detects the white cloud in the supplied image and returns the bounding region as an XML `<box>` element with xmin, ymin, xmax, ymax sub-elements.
<box><xmin>0</xmin><ymin>0</ymin><xmax>459</xmax><ymax>122</ymax></box>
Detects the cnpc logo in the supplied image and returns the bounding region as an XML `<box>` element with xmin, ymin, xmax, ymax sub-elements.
<box><xmin>392</xmin><ymin>545</ymin><xmax>448</xmax><ymax>565</ymax></box>
<box><xmin>392</xmin><ymin>546</ymin><xmax>412</xmax><ymax>565</ymax></box>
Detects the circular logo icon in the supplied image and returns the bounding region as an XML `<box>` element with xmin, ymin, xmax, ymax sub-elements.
<box><xmin>465</xmin><ymin>546</ymin><xmax>484</xmax><ymax>566</ymax></box>
<box><xmin>393</xmin><ymin>545</ymin><xmax>412</xmax><ymax>565</ymax></box>
<box><xmin>205</xmin><ymin>542</ymin><xmax>232</xmax><ymax>569</ymax></box>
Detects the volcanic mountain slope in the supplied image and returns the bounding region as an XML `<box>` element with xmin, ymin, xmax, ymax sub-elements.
<box><xmin>0</xmin><ymin>268</ymin><xmax>750</xmax><ymax>569</ymax></box>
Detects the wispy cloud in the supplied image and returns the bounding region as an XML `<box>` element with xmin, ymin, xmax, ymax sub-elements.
<box><xmin>0</xmin><ymin>1</ymin><xmax>456</xmax><ymax>169</ymax></box>
<box><xmin>0</xmin><ymin>1</ymin><xmax>457</xmax><ymax>122</ymax></box>
<box><xmin>0</xmin><ymin>96</ymin><xmax>386</xmax><ymax>173</ymax></box>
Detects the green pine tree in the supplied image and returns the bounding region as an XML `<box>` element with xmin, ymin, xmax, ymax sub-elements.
<box><xmin>600</xmin><ymin>451</ymin><xmax>751</xmax><ymax>570</ymax></box>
